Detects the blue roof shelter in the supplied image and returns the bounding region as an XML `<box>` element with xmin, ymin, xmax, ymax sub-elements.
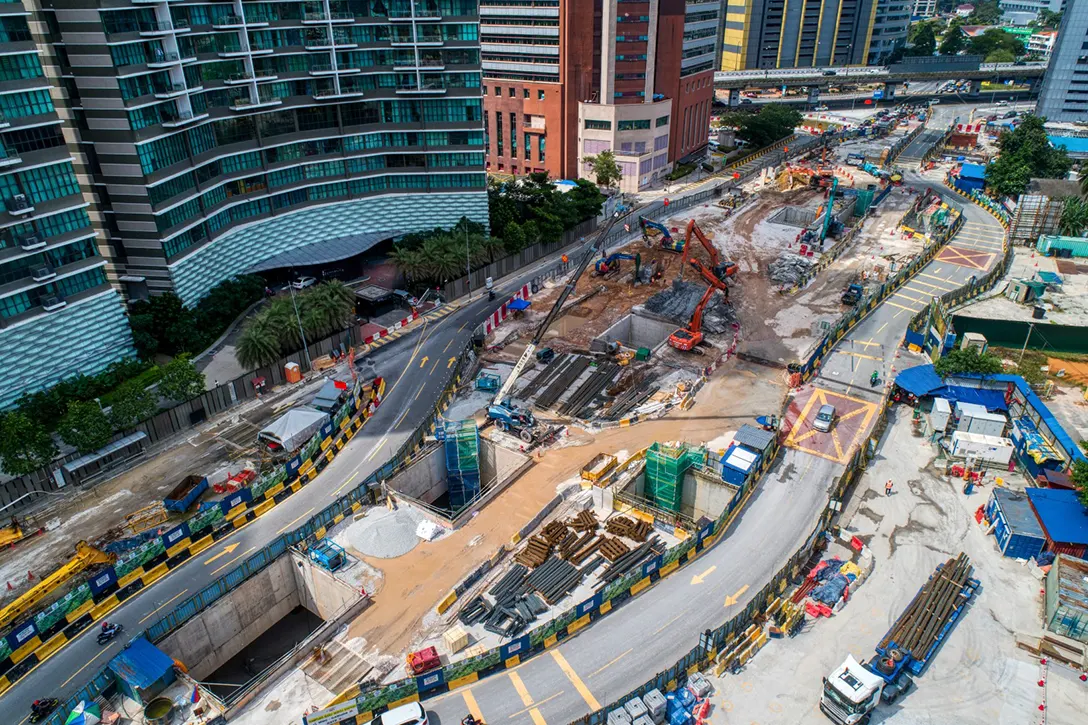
<box><xmin>986</xmin><ymin>488</ymin><xmax>1046</xmax><ymax>560</ymax></box>
<box><xmin>109</xmin><ymin>637</ymin><xmax>177</xmax><ymax>705</ymax></box>
<box><xmin>1027</xmin><ymin>488</ymin><xmax>1088</xmax><ymax>558</ymax></box>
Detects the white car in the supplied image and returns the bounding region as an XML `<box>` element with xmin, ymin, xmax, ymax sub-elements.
<box><xmin>814</xmin><ymin>105</ymin><xmax>829</xmax><ymax>111</ymax></box>
<box><xmin>291</xmin><ymin>276</ymin><xmax>317</xmax><ymax>290</ymax></box>
<box><xmin>375</xmin><ymin>703</ymin><xmax>428</xmax><ymax>725</ymax></box>
<box><xmin>813</xmin><ymin>404</ymin><xmax>837</xmax><ymax>433</ymax></box>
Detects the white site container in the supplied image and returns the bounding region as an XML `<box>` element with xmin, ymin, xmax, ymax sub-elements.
<box><xmin>955</xmin><ymin>402</ymin><xmax>1007</xmax><ymax>437</ymax></box>
<box><xmin>950</xmin><ymin>431</ymin><xmax>1014</xmax><ymax>465</ymax></box>
<box><xmin>929</xmin><ymin>397</ymin><xmax>952</xmax><ymax>432</ymax></box>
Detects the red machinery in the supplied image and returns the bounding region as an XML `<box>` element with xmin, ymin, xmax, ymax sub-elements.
<box><xmin>681</xmin><ymin>220</ymin><xmax>738</xmax><ymax>282</ymax></box>
<box><xmin>407</xmin><ymin>646</ymin><xmax>440</xmax><ymax>675</ymax></box>
<box><xmin>668</xmin><ymin>260</ymin><xmax>729</xmax><ymax>352</ymax></box>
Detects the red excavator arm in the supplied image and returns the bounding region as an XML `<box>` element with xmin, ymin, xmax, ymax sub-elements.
<box><xmin>681</xmin><ymin>220</ymin><xmax>738</xmax><ymax>280</ymax></box>
<box><xmin>668</xmin><ymin>260</ymin><xmax>729</xmax><ymax>352</ymax></box>
<box><xmin>689</xmin><ymin>259</ymin><xmax>729</xmax><ymax>295</ymax></box>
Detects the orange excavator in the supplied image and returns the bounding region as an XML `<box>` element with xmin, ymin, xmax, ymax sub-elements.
<box><xmin>680</xmin><ymin>219</ymin><xmax>738</xmax><ymax>282</ymax></box>
<box><xmin>668</xmin><ymin>259</ymin><xmax>729</xmax><ymax>352</ymax></box>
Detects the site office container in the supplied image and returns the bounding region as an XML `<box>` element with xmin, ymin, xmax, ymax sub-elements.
<box><xmin>985</xmin><ymin>488</ymin><xmax>1046</xmax><ymax>560</ymax></box>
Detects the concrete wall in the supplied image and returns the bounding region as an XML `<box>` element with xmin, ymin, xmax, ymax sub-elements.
<box><xmin>681</xmin><ymin>469</ymin><xmax>740</xmax><ymax>521</ymax></box>
<box><xmin>388</xmin><ymin>445</ymin><xmax>447</xmax><ymax>505</ymax></box>
<box><xmin>158</xmin><ymin>556</ymin><xmax>301</xmax><ymax>680</ymax></box>
<box><xmin>595</xmin><ymin>313</ymin><xmax>677</xmax><ymax>351</ymax></box>
<box><xmin>291</xmin><ymin>550</ymin><xmax>366</xmax><ymax>620</ymax></box>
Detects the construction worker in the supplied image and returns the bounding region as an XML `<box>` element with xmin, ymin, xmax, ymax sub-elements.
<box><xmin>885</xmin><ymin>480</ymin><xmax>894</xmax><ymax>496</ymax></box>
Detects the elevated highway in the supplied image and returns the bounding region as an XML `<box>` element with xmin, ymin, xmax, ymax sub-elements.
<box><xmin>713</xmin><ymin>61</ymin><xmax>1047</xmax><ymax>90</ymax></box>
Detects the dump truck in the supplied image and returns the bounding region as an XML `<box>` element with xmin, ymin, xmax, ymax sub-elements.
<box><xmin>841</xmin><ymin>284</ymin><xmax>864</xmax><ymax>306</ymax></box>
<box><xmin>820</xmin><ymin>554</ymin><xmax>978</xmax><ymax>725</ymax></box>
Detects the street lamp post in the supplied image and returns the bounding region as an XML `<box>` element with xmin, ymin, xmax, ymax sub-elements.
<box><xmin>288</xmin><ymin>277</ymin><xmax>312</xmax><ymax>371</ymax></box>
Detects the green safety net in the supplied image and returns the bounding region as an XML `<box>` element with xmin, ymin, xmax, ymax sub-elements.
<box><xmin>644</xmin><ymin>442</ymin><xmax>704</xmax><ymax>512</ymax></box>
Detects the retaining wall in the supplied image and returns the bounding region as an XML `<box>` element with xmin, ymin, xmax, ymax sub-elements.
<box><xmin>595</xmin><ymin>313</ymin><xmax>678</xmax><ymax>351</ymax></box>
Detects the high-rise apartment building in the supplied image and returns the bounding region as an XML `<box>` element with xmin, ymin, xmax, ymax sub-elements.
<box><xmin>721</xmin><ymin>0</ymin><xmax>878</xmax><ymax>70</ymax></box>
<box><xmin>1037</xmin><ymin>2</ymin><xmax>1088</xmax><ymax>122</ymax></box>
<box><xmin>482</xmin><ymin>0</ymin><xmax>717</xmax><ymax>188</ymax></box>
<box><xmin>49</xmin><ymin>0</ymin><xmax>488</xmax><ymax>305</ymax></box>
<box><xmin>868</xmin><ymin>0</ymin><xmax>910</xmax><ymax>65</ymax></box>
<box><xmin>912</xmin><ymin>0</ymin><xmax>937</xmax><ymax>17</ymax></box>
<box><xmin>1</xmin><ymin>1</ymin><xmax>135</xmax><ymax>408</ymax></box>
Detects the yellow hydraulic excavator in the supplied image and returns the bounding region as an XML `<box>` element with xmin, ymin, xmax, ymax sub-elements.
<box><xmin>0</xmin><ymin>541</ymin><xmax>116</xmax><ymax>630</ymax></box>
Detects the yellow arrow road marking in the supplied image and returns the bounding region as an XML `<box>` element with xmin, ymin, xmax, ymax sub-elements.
<box><xmin>419</xmin><ymin>355</ymin><xmax>430</xmax><ymax>368</ymax></box>
<box><xmin>690</xmin><ymin>565</ymin><xmax>716</xmax><ymax>585</ymax></box>
<box><xmin>724</xmin><ymin>584</ymin><xmax>750</xmax><ymax>607</ymax></box>
<box><xmin>203</xmin><ymin>542</ymin><xmax>239</xmax><ymax>565</ymax></box>
<box><xmin>448</xmin><ymin>356</ymin><xmax>457</xmax><ymax>368</ymax></box>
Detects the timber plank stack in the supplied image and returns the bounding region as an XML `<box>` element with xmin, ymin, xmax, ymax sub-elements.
<box><xmin>514</xmin><ymin>535</ymin><xmax>552</xmax><ymax>568</ymax></box>
<box><xmin>600</xmin><ymin>537</ymin><xmax>630</xmax><ymax>562</ymax></box>
<box><xmin>568</xmin><ymin>510</ymin><xmax>598</xmax><ymax>532</ymax></box>
<box><xmin>606</xmin><ymin>516</ymin><xmax>653</xmax><ymax>542</ymax></box>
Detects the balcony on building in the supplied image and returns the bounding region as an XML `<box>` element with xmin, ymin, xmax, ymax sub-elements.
<box><xmin>0</xmin><ymin>111</ymin><xmax>7</xmax><ymax>131</ymax></box>
<box><xmin>4</xmin><ymin>195</ymin><xmax>35</xmax><ymax>217</ymax></box>
<box><xmin>217</xmin><ymin>44</ymin><xmax>248</xmax><ymax>58</ymax></box>
<box><xmin>313</xmin><ymin>87</ymin><xmax>366</xmax><ymax>100</ymax></box>
<box><xmin>301</xmin><ymin>11</ymin><xmax>355</xmax><ymax>25</ymax></box>
<box><xmin>139</xmin><ymin>20</ymin><xmax>182</xmax><ymax>37</ymax></box>
<box><xmin>147</xmin><ymin>51</ymin><xmax>181</xmax><ymax>68</ymax></box>
<box><xmin>309</xmin><ymin>61</ymin><xmax>361</xmax><ymax>76</ymax></box>
<box><xmin>394</xmin><ymin>57</ymin><xmax>445</xmax><ymax>71</ymax></box>
<box><xmin>396</xmin><ymin>80</ymin><xmax>447</xmax><ymax>95</ymax></box>
<box><xmin>162</xmin><ymin>110</ymin><xmax>207</xmax><ymax>127</ymax></box>
<box><xmin>389</xmin><ymin>1</ymin><xmax>443</xmax><ymax>21</ymax></box>
<box><xmin>230</xmin><ymin>95</ymin><xmax>283</xmax><ymax>111</ymax></box>
<box><xmin>212</xmin><ymin>15</ymin><xmax>246</xmax><ymax>29</ymax></box>
<box><xmin>154</xmin><ymin>83</ymin><xmax>189</xmax><ymax>99</ymax></box>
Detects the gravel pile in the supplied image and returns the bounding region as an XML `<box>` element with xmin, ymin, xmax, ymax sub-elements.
<box><xmin>768</xmin><ymin>254</ymin><xmax>816</xmax><ymax>285</ymax></box>
<box><xmin>347</xmin><ymin>505</ymin><xmax>428</xmax><ymax>559</ymax></box>
<box><xmin>643</xmin><ymin>280</ymin><xmax>737</xmax><ymax>334</ymax></box>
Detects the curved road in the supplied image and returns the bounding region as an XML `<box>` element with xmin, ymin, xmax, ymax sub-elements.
<box><xmin>426</xmin><ymin>171</ymin><xmax>1006</xmax><ymax>725</ymax></box>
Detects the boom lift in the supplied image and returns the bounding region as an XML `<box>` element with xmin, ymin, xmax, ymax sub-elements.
<box><xmin>668</xmin><ymin>259</ymin><xmax>729</xmax><ymax>352</ymax></box>
<box><xmin>489</xmin><ymin>214</ymin><xmax>623</xmax><ymax>438</ymax></box>
<box><xmin>680</xmin><ymin>219</ymin><xmax>738</xmax><ymax>282</ymax></box>
<box><xmin>639</xmin><ymin>216</ymin><xmax>683</xmax><ymax>252</ymax></box>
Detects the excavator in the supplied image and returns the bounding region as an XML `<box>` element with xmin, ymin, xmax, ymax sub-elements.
<box><xmin>639</xmin><ymin>216</ymin><xmax>683</xmax><ymax>252</ymax></box>
<box><xmin>593</xmin><ymin>252</ymin><xmax>640</xmax><ymax>277</ymax></box>
<box><xmin>489</xmin><ymin>213</ymin><xmax>623</xmax><ymax>439</ymax></box>
<box><xmin>680</xmin><ymin>219</ymin><xmax>738</xmax><ymax>282</ymax></box>
<box><xmin>668</xmin><ymin>259</ymin><xmax>729</xmax><ymax>352</ymax></box>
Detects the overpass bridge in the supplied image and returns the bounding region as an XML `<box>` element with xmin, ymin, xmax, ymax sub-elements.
<box><xmin>714</xmin><ymin>61</ymin><xmax>1047</xmax><ymax>105</ymax></box>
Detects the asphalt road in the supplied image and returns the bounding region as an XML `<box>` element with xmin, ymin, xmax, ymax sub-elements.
<box><xmin>426</xmin><ymin>174</ymin><xmax>1007</xmax><ymax>725</ymax></box>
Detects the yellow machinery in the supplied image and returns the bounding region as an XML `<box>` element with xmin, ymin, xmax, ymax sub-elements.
<box><xmin>0</xmin><ymin>517</ymin><xmax>37</xmax><ymax>549</ymax></box>
<box><xmin>0</xmin><ymin>541</ymin><xmax>116</xmax><ymax>630</ymax></box>
<box><xmin>126</xmin><ymin>503</ymin><xmax>168</xmax><ymax>534</ymax></box>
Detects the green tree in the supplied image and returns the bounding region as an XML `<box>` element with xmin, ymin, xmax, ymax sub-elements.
<box><xmin>985</xmin><ymin>48</ymin><xmax>1016</xmax><ymax>63</ymax></box>
<box><xmin>984</xmin><ymin>115</ymin><xmax>1072</xmax><ymax>197</ymax></box>
<box><xmin>1037</xmin><ymin>9</ymin><xmax>1062</xmax><ymax>28</ymax></box>
<box><xmin>939</xmin><ymin>23</ymin><xmax>966</xmax><ymax>56</ymax></box>
<box><xmin>907</xmin><ymin>23</ymin><xmax>937</xmax><ymax>56</ymax></box>
<box><xmin>0</xmin><ymin>412</ymin><xmax>57</xmax><ymax>476</ymax></box>
<box><xmin>108</xmin><ymin>380</ymin><xmax>158</xmax><ymax>429</ymax></box>
<box><xmin>582</xmin><ymin>150</ymin><xmax>623</xmax><ymax>190</ymax></box>
<box><xmin>720</xmin><ymin>105</ymin><xmax>803</xmax><ymax>149</ymax></box>
<box><xmin>157</xmin><ymin>354</ymin><xmax>206</xmax><ymax>401</ymax></box>
<box><xmin>934</xmin><ymin>347</ymin><xmax>1004</xmax><ymax>377</ymax></box>
<box><xmin>1072</xmin><ymin>459</ymin><xmax>1088</xmax><ymax>507</ymax></box>
<box><xmin>58</xmin><ymin>401</ymin><xmax>113</xmax><ymax>454</ymax></box>
<box><xmin>1078</xmin><ymin>166</ymin><xmax>1088</xmax><ymax>197</ymax></box>
<box><xmin>1059</xmin><ymin>197</ymin><xmax>1088</xmax><ymax>237</ymax></box>
<box><xmin>503</xmin><ymin>221</ymin><xmax>527</xmax><ymax>253</ymax></box>
<box><xmin>968</xmin><ymin>0</ymin><xmax>1002</xmax><ymax>24</ymax></box>
<box><xmin>389</xmin><ymin>244</ymin><xmax>428</xmax><ymax>282</ymax></box>
<box><xmin>969</xmin><ymin>28</ymin><xmax>1025</xmax><ymax>59</ymax></box>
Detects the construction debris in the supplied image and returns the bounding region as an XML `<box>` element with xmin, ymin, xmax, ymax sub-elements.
<box><xmin>642</xmin><ymin>280</ymin><xmax>737</xmax><ymax>334</ymax></box>
<box><xmin>768</xmin><ymin>253</ymin><xmax>816</xmax><ymax>286</ymax></box>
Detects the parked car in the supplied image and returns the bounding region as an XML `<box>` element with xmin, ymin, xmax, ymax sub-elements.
<box><xmin>996</xmin><ymin>100</ymin><xmax>1009</xmax><ymax>107</ymax></box>
<box><xmin>291</xmin><ymin>276</ymin><xmax>317</xmax><ymax>289</ymax></box>
<box><xmin>375</xmin><ymin>703</ymin><xmax>429</xmax><ymax>725</ymax></box>
<box><xmin>813</xmin><ymin>404</ymin><xmax>837</xmax><ymax>433</ymax></box>
<box><xmin>814</xmin><ymin>105</ymin><xmax>829</xmax><ymax>111</ymax></box>
<box><xmin>822</xmin><ymin>70</ymin><xmax>837</xmax><ymax>76</ymax></box>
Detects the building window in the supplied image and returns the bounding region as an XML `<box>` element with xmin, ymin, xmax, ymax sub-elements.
<box><xmin>524</xmin><ymin>133</ymin><xmax>531</xmax><ymax>159</ymax></box>
<box><xmin>538</xmin><ymin>136</ymin><xmax>545</xmax><ymax>163</ymax></box>
<box><xmin>523</xmin><ymin>89</ymin><xmax>529</xmax><ymax>99</ymax></box>
<box><xmin>510</xmin><ymin>113</ymin><xmax>517</xmax><ymax>155</ymax></box>
<box><xmin>618</xmin><ymin>120</ymin><xmax>651</xmax><ymax>131</ymax></box>
<box><xmin>584</xmin><ymin>119</ymin><xmax>611</xmax><ymax>130</ymax></box>
<box><xmin>0</xmin><ymin>89</ymin><xmax>54</xmax><ymax>119</ymax></box>
<box><xmin>538</xmin><ymin>90</ymin><xmax>545</xmax><ymax>101</ymax></box>
<box><xmin>508</xmin><ymin>87</ymin><xmax>515</xmax><ymax>97</ymax></box>
<box><xmin>656</xmin><ymin>115</ymin><xmax>669</xmax><ymax>127</ymax></box>
<box><xmin>495</xmin><ymin>111</ymin><xmax>503</xmax><ymax>156</ymax></box>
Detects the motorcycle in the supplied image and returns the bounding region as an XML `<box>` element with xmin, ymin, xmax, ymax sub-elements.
<box><xmin>97</xmin><ymin>622</ymin><xmax>123</xmax><ymax>645</ymax></box>
<box><xmin>30</xmin><ymin>698</ymin><xmax>59</xmax><ymax>723</ymax></box>
<box><xmin>462</xmin><ymin>716</ymin><xmax>483</xmax><ymax>725</ymax></box>
<box><xmin>869</xmin><ymin>371</ymin><xmax>880</xmax><ymax>387</ymax></box>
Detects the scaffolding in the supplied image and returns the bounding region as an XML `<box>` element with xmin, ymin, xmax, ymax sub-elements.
<box><xmin>644</xmin><ymin>442</ymin><xmax>704</xmax><ymax>512</ymax></box>
<box><xmin>444</xmin><ymin>420</ymin><xmax>481</xmax><ymax>510</ymax></box>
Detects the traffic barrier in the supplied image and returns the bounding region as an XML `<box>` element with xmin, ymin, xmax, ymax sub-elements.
<box><xmin>480</xmin><ymin>284</ymin><xmax>533</xmax><ymax>336</ymax></box>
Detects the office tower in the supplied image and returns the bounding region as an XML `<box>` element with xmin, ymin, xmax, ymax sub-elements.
<box><xmin>574</xmin><ymin>0</ymin><xmax>718</xmax><ymax>192</ymax></box>
<box><xmin>49</xmin><ymin>0</ymin><xmax>488</xmax><ymax>305</ymax></box>
<box><xmin>721</xmin><ymin>0</ymin><xmax>878</xmax><ymax>70</ymax></box>
<box><xmin>1</xmin><ymin>1</ymin><xmax>136</xmax><ymax>409</ymax></box>
<box><xmin>1037</xmin><ymin>2</ymin><xmax>1088</xmax><ymax>122</ymax></box>
<box><xmin>868</xmin><ymin>0</ymin><xmax>910</xmax><ymax>65</ymax></box>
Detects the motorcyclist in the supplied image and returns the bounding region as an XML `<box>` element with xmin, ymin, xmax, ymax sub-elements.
<box><xmin>31</xmin><ymin>700</ymin><xmax>54</xmax><ymax>715</ymax></box>
<box><xmin>462</xmin><ymin>715</ymin><xmax>479</xmax><ymax>725</ymax></box>
<box><xmin>870</xmin><ymin>370</ymin><xmax>879</xmax><ymax>387</ymax></box>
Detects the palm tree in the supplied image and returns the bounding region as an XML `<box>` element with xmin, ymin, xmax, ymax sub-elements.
<box><xmin>389</xmin><ymin>244</ymin><xmax>427</xmax><ymax>282</ymax></box>
<box><xmin>479</xmin><ymin>234</ymin><xmax>506</xmax><ymax>263</ymax></box>
<box><xmin>1059</xmin><ymin>197</ymin><xmax>1088</xmax><ymax>237</ymax></box>
<box><xmin>1079</xmin><ymin>167</ymin><xmax>1088</xmax><ymax>197</ymax></box>
<box><xmin>304</xmin><ymin>282</ymin><xmax>354</xmax><ymax>334</ymax></box>
<box><xmin>422</xmin><ymin>236</ymin><xmax>465</xmax><ymax>282</ymax></box>
<box><xmin>237</xmin><ymin>314</ymin><xmax>281</xmax><ymax>369</ymax></box>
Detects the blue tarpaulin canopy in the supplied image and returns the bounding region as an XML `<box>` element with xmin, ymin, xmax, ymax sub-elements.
<box><xmin>959</xmin><ymin>163</ymin><xmax>987</xmax><ymax>180</ymax></box>
<box><xmin>937</xmin><ymin>385</ymin><xmax>1008</xmax><ymax>412</ymax></box>
<box><xmin>507</xmin><ymin>298</ymin><xmax>531</xmax><ymax>311</ymax></box>
<box><xmin>1037</xmin><ymin>271</ymin><xmax>1063</xmax><ymax>286</ymax></box>
<box><xmin>1026</xmin><ymin>488</ymin><xmax>1088</xmax><ymax>546</ymax></box>
<box><xmin>109</xmin><ymin>637</ymin><xmax>176</xmax><ymax>701</ymax></box>
<box><xmin>892</xmin><ymin>364</ymin><xmax>944</xmax><ymax>396</ymax></box>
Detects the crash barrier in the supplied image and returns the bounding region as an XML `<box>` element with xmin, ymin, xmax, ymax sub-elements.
<box><xmin>943</xmin><ymin>175</ymin><xmax>1011</xmax><ymax>228</ymax></box>
<box><xmin>0</xmin><ymin>324</ymin><xmax>359</xmax><ymax>513</ymax></box>
<box><xmin>568</xmin><ymin>397</ymin><xmax>890</xmax><ymax>725</ymax></box>
<box><xmin>22</xmin><ymin>344</ymin><xmax>482</xmax><ymax>724</ymax></box>
<box><xmin>906</xmin><ymin>192</ymin><xmax>1014</xmax><ymax>358</ymax></box>
<box><xmin>479</xmin><ymin>284</ymin><xmax>533</xmax><ymax>336</ymax></box>
<box><xmin>306</xmin><ymin>437</ymin><xmax>783</xmax><ymax>725</ymax></box>
<box><xmin>361</xmin><ymin>310</ymin><xmax>421</xmax><ymax>345</ymax></box>
<box><xmin>0</xmin><ymin>378</ymin><xmax>384</xmax><ymax>696</ymax></box>
<box><xmin>795</xmin><ymin>191</ymin><xmax>965</xmax><ymax>384</ymax></box>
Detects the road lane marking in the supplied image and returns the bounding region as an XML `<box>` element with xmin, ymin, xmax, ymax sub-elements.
<box><xmin>690</xmin><ymin>565</ymin><xmax>716</xmax><ymax>584</ymax></box>
<box><xmin>876</xmin><ymin>322</ymin><xmax>888</xmax><ymax>334</ymax></box>
<box><xmin>419</xmin><ymin>355</ymin><xmax>430</xmax><ymax>369</ymax></box>
<box><xmin>443</xmin><ymin>338</ymin><xmax>455</xmax><ymax>352</ymax></box>
<box><xmin>509</xmin><ymin>692</ymin><xmax>563</xmax><ymax>717</ymax></box>
<box><xmin>836</xmin><ymin>350</ymin><xmax>881</xmax><ymax>362</ymax></box>
<box><xmin>509</xmin><ymin>671</ymin><xmax>534</xmax><ymax>706</ymax></box>
<box><xmin>277</xmin><ymin>507</ymin><xmax>315</xmax><ymax>534</ymax></box>
<box><xmin>203</xmin><ymin>542</ymin><xmax>240</xmax><ymax>566</ymax></box>
<box><xmin>884</xmin><ymin>301</ymin><xmax>920</xmax><ymax>313</ymax></box>
<box><xmin>463</xmin><ymin>689</ymin><xmax>484</xmax><ymax>723</ymax></box>
<box><xmin>589</xmin><ymin>649</ymin><xmax>633</xmax><ymax>677</ymax></box>
<box><xmin>652</xmin><ymin>614</ymin><xmax>684</xmax><ymax>636</ymax></box>
<box><xmin>364</xmin><ymin>434</ymin><xmax>389</xmax><ymax>461</ymax></box>
<box><xmin>59</xmin><ymin>643</ymin><xmax>115</xmax><ymax>689</ymax></box>
<box><xmin>724</xmin><ymin>584</ymin><xmax>750</xmax><ymax>607</ymax></box>
<box><xmin>332</xmin><ymin>475</ymin><xmax>357</xmax><ymax>496</ymax></box>
<box><xmin>429</xmin><ymin>357</ymin><xmax>440</xmax><ymax>374</ymax></box>
<box><xmin>139</xmin><ymin>589</ymin><xmax>189</xmax><ymax>624</ymax></box>
<box><xmin>551</xmin><ymin>650</ymin><xmax>600</xmax><ymax>710</ymax></box>
<box><xmin>210</xmin><ymin>546</ymin><xmax>256</xmax><ymax>577</ymax></box>
<box><xmin>848</xmin><ymin>339</ymin><xmax>882</xmax><ymax>348</ymax></box>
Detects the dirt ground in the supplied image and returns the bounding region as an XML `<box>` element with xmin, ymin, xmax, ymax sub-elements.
<box><xmin>0</xmin><ymin>370</ymin><xmax>341</xmax><ymax>605</ymax></box>
<box><xmin>340</xmin><ymin>358</ymin><xmax>787</xmax><ymax>661</ymax></box>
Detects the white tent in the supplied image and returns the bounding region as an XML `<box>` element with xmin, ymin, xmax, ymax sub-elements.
<box><xmin>257</xmin><ymin>406</ymin><xmax>329</xmax><ymax>453</ymax></box>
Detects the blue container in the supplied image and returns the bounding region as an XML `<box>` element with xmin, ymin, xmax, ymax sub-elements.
<box><xmin>676</xmin><ymin>687</ymin><xmax>696</xmax><ymax>710</ymax></box>
<box><xmin>985</xmin><ymin>488</ymin><xmax>1046</xmax><ymax>560</ymax></box>
<box><xmin>668</xmin><ymin>709</ymin><xmax>692</xmax><ymax>725</ymax></box>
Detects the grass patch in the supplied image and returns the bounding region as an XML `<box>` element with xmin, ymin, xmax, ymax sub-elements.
<box><xmin>990</xmin><ymin>346</ymin><xmax>1088</xmax><ymax>388</ymax></box>
<box><xmin>97</xmin><ymin>365</ymin><xmax>164</xmax><ymax>407</ymax></box>
<box><xmin>666</xmin><ymin>163</ymin><xmax>696</xmax><ymax>181</ymax></box>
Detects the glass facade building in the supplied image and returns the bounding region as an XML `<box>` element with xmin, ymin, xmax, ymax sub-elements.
<box><xmin>1</xmin><ymin>0</ymin><xmax>135</xmax><ymax>409</ymax></box>
<box><xmin>52</xmin><ymin>0</ymin><xmax>487</xmax><ymax>304</ymax></box>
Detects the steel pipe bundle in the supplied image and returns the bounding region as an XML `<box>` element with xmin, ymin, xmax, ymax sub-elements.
<box><xmin>880</xmin><ymin>552</ymin><xmax>974</xmax><ymax>658</ymax></box>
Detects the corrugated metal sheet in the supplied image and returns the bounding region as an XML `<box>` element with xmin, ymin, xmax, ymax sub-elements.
<box><xmin>1027</xmin><ymin>488</ymin><xmax>1088</xmax><ymax>547</ymax></box>
<box><xmin>109</xmin><ymin>637</ymin><xmax>176</xmax><ymax>690</ymax></box>
<box><xmin>1037</xmin><ymin>235</ymin><xmax>1088</xmax><ymax>258</ymax></box>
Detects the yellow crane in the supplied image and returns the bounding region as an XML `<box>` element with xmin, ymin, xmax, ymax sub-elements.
<box><xmin>0</xmin><ymin>541</ymin><xmax>116</xmax><ymax>631</ymax></box>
